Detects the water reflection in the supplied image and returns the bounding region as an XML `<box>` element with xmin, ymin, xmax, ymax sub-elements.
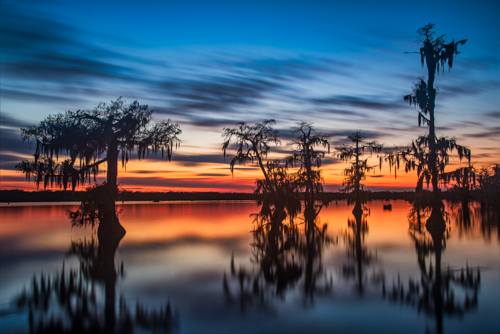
<box><xmin>450</xmin><ymin>203</ymin><xmax>500</xmax><ymax>242</ymax></box>
<box><xmin>341</xmin><ymin>209</ymin><xmax>384</xmax><ymax>295</ymax></box>
<box><xmin>224</xmin><ymin>211</ymin><xmax>335</xmax><ymax>311</ymax></box>
<box><xmin>1</xmin><ymin>200</ymin><xmax>498</xmax><ymax>333</ymax></box>
<box><xmin>14</xmin><ymin>208</ymin><xmax>178</xmax><ymax>333</ymax></box>
<box><xmin>385</xmin><ymin>206</ymin><xmax>480</xmax><ymax>334</ymax></box>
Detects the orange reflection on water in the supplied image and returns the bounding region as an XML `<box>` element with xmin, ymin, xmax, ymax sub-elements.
<box><xmin>117</xmin><ymin>201</ymin><xmax>260</xmax><ymax>245</ymax></box>
<box><xmin>319</xmin><ymin>200</ymin><xmax>412</xmax><ymax>245</ymax></box>
<box><xmin>0</xmin><ymin>203</ymin><xmax>89</xmax><ymax>252</ymax></box>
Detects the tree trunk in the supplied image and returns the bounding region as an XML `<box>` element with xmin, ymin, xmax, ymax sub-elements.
<box><xmin>98</xmin><ymin>141</ymin><xmax>126</xmax><ymax>236</ymax></box>
<box><xmin>426</xmin><ymin>56</ymin><xmax>442</xmax><ymax>213</ymax></box>
<box><xmin>107</xmin><ymin>140</ymin><xmax>118</xmax><ymax>193</ymax></box>
<box><xmin>354</xmin><ymin>138</ymin><xmax>361</xmax><ymax>210</ymax></box>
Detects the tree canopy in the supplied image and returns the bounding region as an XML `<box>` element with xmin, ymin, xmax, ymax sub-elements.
<box><xmin>222</xmin><ymin>119</ymin><xmax>279</xmax><ymax>188</ymax></box>
<box><xmin>286</xmin><ymin>122</ymin><xmax>332</xmax><ymax>225</ymax></box>
<box><xmin>16</xmin><ymin>97</ymin><xmax>181</xmax><ymax>191</ymax></box>
<box><xmin>336</xmin><ymin>131</ymin><xmax>382</xmax><ymax>213</ymax></box>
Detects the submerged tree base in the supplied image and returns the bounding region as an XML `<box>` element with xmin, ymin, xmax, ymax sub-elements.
<box><xmin>98</xmin><ymin>219</ymin><xmax>126</xmax><ymax>240</ymax></box>
<box><xmin>426</xmin><ymin>213</ymin><xmax>446</xmax><ymax>238</ymax></box>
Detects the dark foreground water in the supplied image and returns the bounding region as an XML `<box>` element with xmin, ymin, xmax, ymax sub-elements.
<box><xmin>0</xmin><ymin>200</ymin><xmax>498</xmax><ymax>333</ymax></box>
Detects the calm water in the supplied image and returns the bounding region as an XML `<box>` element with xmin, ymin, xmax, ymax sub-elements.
<box><xmin>0</xmin><ymin>200</ymin><xmax>498</xmax><ymax>333</ymax></box>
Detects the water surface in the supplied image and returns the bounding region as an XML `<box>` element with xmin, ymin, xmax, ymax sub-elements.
<box><xmin>0</xmin><ymin>200</ymin><xmax>498</xmax><ymax>333</ymax></box>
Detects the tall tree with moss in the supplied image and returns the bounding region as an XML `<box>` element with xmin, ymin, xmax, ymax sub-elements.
<box><xmin>402</xmin><ymin>24</ymin><xmax>470</xmax><ymax>214</ymax></box>
<box><xmin>16</xmin><ymin>97</ymin><xmax>181</xmax><ymax>234</ymax></box>
<box><xmin>336</xmin><ymin>131</ymin><xmax>382</xmax><ymax>214</ymax></box>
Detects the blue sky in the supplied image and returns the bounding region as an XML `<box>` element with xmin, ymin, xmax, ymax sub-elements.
<box><xmin>1</xmin><ymin>0</ymin><xmax>499</xmax><ymax>192</ymax></box>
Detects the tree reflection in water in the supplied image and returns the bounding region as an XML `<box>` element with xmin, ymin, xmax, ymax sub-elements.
<box><xmin>14</xmin><ymin>205</ymin><xmax>178</xmax><ymax>333</ymax></box>
<box><xmin>224</xmin><ymin>210</ymin><xmax>336</xmax><ymax>311</ymax></box>
<box><xmin>450</xmin><ymin>202</ymin><xmax>500</xmax><ymax>242</ymax></box>
<box><xmin>341</xmin><ymin>208</ymin><xmax>384</xmax><ymax>295</ymax></box>
<box><xmin>385</xmin><ymin>206</ymin><xmax>480</xmax><ymax>334</ymax></box>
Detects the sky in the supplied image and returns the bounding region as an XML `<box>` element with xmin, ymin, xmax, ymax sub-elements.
<box><xmin>0</xmin><ymin>0</ymin><xmax>499</xmax><ymax>193</ymax></box>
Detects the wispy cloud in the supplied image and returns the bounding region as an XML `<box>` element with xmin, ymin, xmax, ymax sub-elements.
<box><xmin>463</xmin><ymin>126</ymin><xmax>500</xmax><ymax>139</ymax></box>
<box><xmin>310</xmin><ymin>95</ymin><xmax>405</xmax><ymax>112</ymax></box>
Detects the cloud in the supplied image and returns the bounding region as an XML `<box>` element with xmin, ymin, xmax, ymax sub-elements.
<box><xmin>171</xmin><ymin>154</ymin><xmax>227</xmax><ymax>167</ymax></box>
<box><xmin>121</xmin><ymin>153</ymin><xmax>230</xmax><ymax>167</ymax></box>
<box><xmin>0</xmin><ymin>153</ymin><xmax>29</xmax><ymax>168</ymax></box>
<box><xmin>485</xmin><ymin>111</ymin><xmax>500</xmax><ymax>119</ymax></box>
<box><xmin>320</xmin><ymin>109</ymin><xmax>364</xmax><ymax>117</ymax></box>
<box><xmin>150</xmin><ymin>55</ymin><xmax>354</xmax><ymax>127</ymax></box>
<box><xmin>119</xmin><ymin>176</ymin><xmax>253</xmax><ymax>192</ymax></box>
<box><xmin>196</xmin><ymin>173</ymin><xmax>226</xmax><ymax>177</ymax></box>
<box><xmin>463</xmin><ymin>126</ymin><xmax>500</xmax><ymax>139</ymax></box>
<box><xmin>439</xmin><ymin>80</ymin><xmax>499</xmax><ymax>97</ymax></box>
<box><xmin>0</xmin><ymin>113</ymin><xmax>31</xmax><ymax>129</ymax></box>
<box><xmin>0</xmin><ymin>3</ymin><xmax>364</xmax><ymax>134</ymax></box>
<box><xmin>180</xmin><ymin>117</ymin><xmax>243</xmax><ymax>129</ymax></box>
<box><xmin>0</xmin><ymin>128</ymin><xmax>33</xmax><ymax>155</ymax></box>
<box><xmin>218</xmin><ymin>56</ymin><xmax>353</xmax><ymax>81</ymax></box>
<box><xmin>167</xmin><ymin>77</ymin><xmax>280</xmax><ymax>107</ymax></box>
<box><xmin>310</xmin><ymin>95</ymin><xmax>405</xmax><ymax>112</ymax></box>
<box><xmin>461</xmin><ymin>56</ymin><xmax>499</xmax><ymax>71</ymax></box>
<box><xmin>472</xmin><ymin>152</ymin><xmax>495</xmax><ymax>159</ymax></box>
<box><xmin>0</xmin><ymin>4</ymin><xmax>150</xmax><ymax>96</ymax></box>
<box><xmin>1</xmin><ymin>89</ymin><xmax>86</xmax><ymax>105</ymax></box>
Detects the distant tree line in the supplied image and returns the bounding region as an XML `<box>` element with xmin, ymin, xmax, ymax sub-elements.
<box><xmin>0</xmin><ymin>189</ymin><xmax>419</xmax><ymax>203</ymax></box>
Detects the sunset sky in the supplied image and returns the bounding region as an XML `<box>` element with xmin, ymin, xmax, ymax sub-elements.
<box><xmin>1</xmin><ymin>0</ymin><xmax>498</xmax><ymax>193</ymax></box>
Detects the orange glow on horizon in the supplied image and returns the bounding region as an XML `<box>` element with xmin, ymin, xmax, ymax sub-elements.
<box><xmin>0</xmin><ymin>153</ymin><xmax>480</xmax><ymax>193</ymax></box>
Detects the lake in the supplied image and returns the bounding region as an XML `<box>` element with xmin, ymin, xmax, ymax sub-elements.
<box><xmin>0</xmin><ymin>200</ymin><xmax>498</xmax><ymax>333</ymax></box>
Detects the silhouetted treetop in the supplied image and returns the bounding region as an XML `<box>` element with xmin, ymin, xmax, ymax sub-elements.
<box><xmin>286</xmin><ymin>122</ymin><xmax>331</xmax><ymax>169</ymax></box>
<box><xmin>222</xmin><ymin>119</ymin><xmax>280</xmax><ymax>184</ymax></box>
<box><xmin>286</xmin><ymin>122</ymin><xmax>332</xmax><ymax>224</ymax></box>
<box><xmin>16</xmin><ymin>97</ymin><xmax>181</xmax><ymax>191</ymax></box>
<box><xmin>336</xmin><ymin>131</ymin><xmax>382</xmax><ymax>162</ymax></box>
<box><xmin>336</xmin><ymin>130</ymin><xmax>382</xmax><ymax>212</ymax></box>
<box><xmin>412</xmin><ymin>23</ymin><xmax>467</xmax><ymax>74</ymax></box>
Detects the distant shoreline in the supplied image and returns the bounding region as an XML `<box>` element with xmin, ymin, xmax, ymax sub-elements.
<box><xmin>0</xmin><ymin>189</ymin><xmax>416</xmax><ymax>203</ymax></box>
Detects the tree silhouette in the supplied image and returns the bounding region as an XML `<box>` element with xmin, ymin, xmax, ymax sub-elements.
<box><xmin>17</xmin><ymin>97</ymin><xmax>181</xmax><ymax>192</ymax></box>
<box><xmin>16</xmin><ymin>97</ymin><xmax>181</xmax><ymax>232</ymax></box>
<box><xmin>476</xmin><ymin>164</ymin><xmax>500</xmax><ymax>209</ymax></box>
<box><xmin>336</xmin><ymin>131</ymin><xmax>382</xmax><ymax>214</ymax></box>
<box><xmin>440</xmin><ymin>164</ymin><xmax>475</xmax><ymax>211</ymax></box>
<box><xmin>286</xmin><ymin>122</ymin><xmax>332</xmax><ymax>232</ymax></box>
<box><xmin>402</xmin><ymin>24</ymin><xmax>469</xmax><ymax>213</ymax></box>
<box><xmin>253</xmin><ymin>160</ymin><xmax>301</xmax><ymax>236</ymax></box>
<box><xmin>388</xmin><ymin>134</ymin><xmax>471</xmax><ymax>213</ymax></box>
<box><xmin>223</xmin><ymin>120</ymin><xmax>300</xmax><ymax>233</ymax></box>
<box><xmin>222</xmin><ymin>119</ymin><xmax>279</xmax><ymax>189</ymax></box>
